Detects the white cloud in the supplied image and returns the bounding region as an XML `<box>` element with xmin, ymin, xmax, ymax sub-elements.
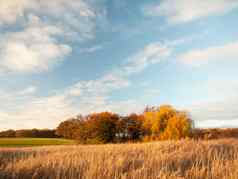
<box><xmin>0</xmin><ymin>94</ymin><xmax>78</xmax><ymax>130</ymax></box>
<box><xmin>123</xmin><ymin>43</ymin><xmax>171</xmax><ymax>74</ymax></box>
<box><xmin>28</xmin><ymin>0</ymin><xmax>99</xmax><ymax>40</ymax></box>
<box><xmin>67</xmin><ymin>73</ymin><xmax>130</xmax><ymax>98</ymax></box>
<box><xmin>79</xmin><ymin>45</ymin><xmax>103</xmax><ymax>53</ymax></box>
<box><xmin>178</xmin><ymin>41</ymin><xmax>238</xmax><ymax>66</ymax></box>
<box><xmin>19</xmin><ymin>86</ymin><xmax>37</xmax><ymax>95</ymax></box>
<box><xmin>144</xmin><ymin>89</ymin><xmax>160</xmax><ymax>98</ymax></box>
<box><xmin>177</xmin><ymin>79</ymin><xmax>238</xmax><ymax>128</ymax></box>
<box><xmin>196</xmin><ymin>119</ymin><xmax>238</xmax><ymax>128</ymax></box>
<box><xmin>0</xmin><ymin>0</ymin><xmax>29</xmax><ymax>25</ymax></box>
<box><xmin>188</xmin><ymin>97</ymin><xmax>238</xmax><ymax>128</ymax></box>
<box><xmin>144</xmin><ymin>0</ymin><xmax>238</xmax><ymax>24</ymax></box>
<box><xmin>0</xmin><ymin>15</ymin><xmax>72</xmax><ymax>73</ymax></box>
<box><xmin>94</xmin><ymin>100</ymin><xmax>145</xmax><ymax>116</ymax></box>
<box><xmin>17</xmin><ymin>95</ymin><xmax>77</xmax><ymax>128</ymax></box>
<box><xmin>0</xmin><ymin>0</ymin><xmax>105</xmax><ymax>74</ymax></box>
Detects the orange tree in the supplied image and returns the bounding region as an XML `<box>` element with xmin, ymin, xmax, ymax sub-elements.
<box><xmin>56</xmin><ymin>117</ymin><xmax>84</xmax><ymax>139</ymax></box>
<box><xmin>82</xmin><ymin>112</ymin><xmax>120</xmax><ymax>144</ymax></box>
<box><xmin>160</xmin><ymin>112</ymin><xmax>193</xmax><ymax>140</ymax></box>
<box><xmin>143</xmin><ymin>105</ymin><xmax>193</xmax><ymax>140</ymax></box>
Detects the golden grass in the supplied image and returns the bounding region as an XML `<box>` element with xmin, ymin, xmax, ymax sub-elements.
<box><xmin>1</xmin><ymin>139</ymin><xmax>238</xmax><ymax>179</ymax></box>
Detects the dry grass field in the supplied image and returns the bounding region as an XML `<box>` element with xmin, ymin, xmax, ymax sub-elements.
<box><xmin>1</xmin><ymin>139</ymin><xmax>238</xmax><ymax>179</ymax></box>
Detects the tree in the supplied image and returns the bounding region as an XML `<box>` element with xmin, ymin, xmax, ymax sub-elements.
<box><xmin>160</xmin><ymin>112</ymin><xmax>193</xmax><ymax>140</ymax></box>
<box><xmin>142</xmin><ymin>105</ymin><xmax>193</xmax><ymax>140</ymax></box>
<box><xmin>143</xmin><ymin>105</ymin><xmax>177</xmax><ymax>136</ymax></box>
<box><xmin>56</xmin><ymin>116</ymin><xmax>84</xmax><ymax>139</ymax></box>
<box><xmin>83</xmin><ymin>112</ymin><xmax>119</xmax><ymax>144</ymax></box>
<box><xmin>117</xmin><ymin>114</ymin><xmax>144</xmax><ymax>141</ymax></box>
<box><xmin>0</xmin><ymin>130</ymin><xmax>16</xmax><ymax>137</ymax></box>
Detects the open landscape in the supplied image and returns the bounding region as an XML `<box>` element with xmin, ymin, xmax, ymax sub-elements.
<box><xmin>1</xmin><ymin>0</ymin><xmax>238</xmax><ymax>178</ymax></box>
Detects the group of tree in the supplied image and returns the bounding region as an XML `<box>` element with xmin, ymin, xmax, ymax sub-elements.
<box><xmin>56</xmin><ymin>105</ymin><xmax>193</xmax><ymax>144</ymax></box>
<box><xmin>0</xmin><ymin>129</ymin><xmax>58</xmax><ymax>138</ymax></box>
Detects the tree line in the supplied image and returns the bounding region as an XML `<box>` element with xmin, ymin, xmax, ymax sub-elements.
<box><xmin>56</xmin><ymin>105</ymin><xmax>193</xmax><ymax>144</ymax></box>
<box><xmin>0</xmin><ymin>129</ymin><xmax>58</xmax><ymax>138</ymax></box>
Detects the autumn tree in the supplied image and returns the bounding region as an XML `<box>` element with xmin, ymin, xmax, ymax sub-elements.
<box><xmin>117</xmin><ymin>113</ymin><xmax>144</xmax><ymax>141</ymax></box>
<box><xmin>142</xmin><ymin>105</ymin><xmax>193</xmax><ymax>140</ymax></box>
<box><xmin>143</xmin><ymin>105</ymin><xmax>176</xmax><ymax>136</ymax></box>
<box><xmin>160</xmin><ymin>112</ymin><xmax>193</xmax><ymax>140</ymax></box>
<box><xmin>82</xmin><ymin>112</ymin><xmax>119</xmax><ymax>144</ymax></box>
<box><xmin>56</xmin><ymin>115</ymin><xmax>84</xmax><ymax>139</ymax></box>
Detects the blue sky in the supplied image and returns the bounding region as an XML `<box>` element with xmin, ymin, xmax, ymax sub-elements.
<box><xmin>0</xmin><ymin>0</ymin><xmax>238</xmax><ymax>129</ymax></box>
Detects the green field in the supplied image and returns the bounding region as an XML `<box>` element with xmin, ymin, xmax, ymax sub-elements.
<box><xmin>0</xmin><ymin>138</ymin><xmax>77</xmax><ymax>147</ymax></box>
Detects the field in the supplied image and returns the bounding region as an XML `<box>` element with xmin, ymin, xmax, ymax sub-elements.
<box><xmin>1</xmin><ymin>139</ymin><xmax>238</xmax><ymax>179</ymax></box>
<box><xmin>0</xmin><ymin>138</ymin><xmax>76</xmax><ymax>147</ymax></box>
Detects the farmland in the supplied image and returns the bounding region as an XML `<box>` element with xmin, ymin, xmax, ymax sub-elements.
<box><xmin>1</xmin><ymin>139</ymin><xmax>238</xmax><ymax>179</ymax></box>
<box><xmin>0</xmin><ymin>138</ymin><xmax>76</xmax><ymax>147</ymax></box>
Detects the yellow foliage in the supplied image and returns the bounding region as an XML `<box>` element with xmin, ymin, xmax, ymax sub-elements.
<box><xmin>143</xmin><ymin>105</ymin><xmax>192</xmax><ymax>140</ymax></box>
<box><xmin>160</xmin><ymin>112</ymin><xmax>192</xmax><ymax>140</ymax></box>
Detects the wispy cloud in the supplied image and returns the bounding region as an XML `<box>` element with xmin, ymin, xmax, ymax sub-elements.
<box><xmin>123</xmin><ymin>43</ymin><xmax>171</xmax><ymax>74</ymax></box>
<box><xmin>144</xmin><ymin>0</ymin><xmax>238</xmax><ymax>24</ymax></box>
<box><xmin>18</xmin><ymin>86</ymin><xmax>37</xmax><ymax>95</ymax></box>
<box><xmin>0</xmin><ymin>0</ymin><xmax>100</xmax><ymax>40</ymax></box>
<box><xmin>79</xmin><ymin>45</ymin><xmax>103</xmax><ymax>54</ymax></box>
<box><xmin>178</xmin><ymin>41</ymin><xmax>238</xmax><ymax>66</ymax></box>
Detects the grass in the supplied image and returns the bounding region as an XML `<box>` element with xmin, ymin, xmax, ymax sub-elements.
<box><xmin>1</xmin><ymin>139</ymin><xmax>238</xmax><ymax>178</ymax></box>
<box><xmin>0</xmin><ymin>138</ymin><xmax>76</xmax><ymax>147</ymax></box>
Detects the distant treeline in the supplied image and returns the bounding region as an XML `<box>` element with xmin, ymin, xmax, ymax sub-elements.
<box><xmin>0</xmin><ymin>129</ymin><xmax>58</xmax><ymax>138</ymax></box>
<box><xmin>192</xmin><ymin>128</ymin><xmax>238</xmax><ymax>140</ymax></box>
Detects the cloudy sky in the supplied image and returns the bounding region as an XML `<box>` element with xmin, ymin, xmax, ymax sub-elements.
<box><xmin>0</xmin><ymin>0</ymin><xmax>238</xmax><ymax>130</ymax></box>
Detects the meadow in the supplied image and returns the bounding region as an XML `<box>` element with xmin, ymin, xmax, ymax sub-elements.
<box><xmin>1</xmin><ymin>139</ymin><xmax>238</xmax><ymax>179</ymax></box>
<box><xmin>0</xmin><ymin>138</ymin><xmax>76</xmax><ymax>147</ymax></box>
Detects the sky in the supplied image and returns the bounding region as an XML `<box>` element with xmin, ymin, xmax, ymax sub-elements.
<box><xmin>0</xmin><ymin>0</ymin><xmax>238</xmax><ymax>130</ymax></box>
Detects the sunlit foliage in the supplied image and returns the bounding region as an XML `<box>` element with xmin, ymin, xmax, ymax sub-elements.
<box><xmin>143</xmin><ymin>105</ymin><xmax>192</xmax><ymax>140</ymax></box>
<box><xmin>55</xmin><ymin>105</ymin><xmax>193</xmax><ymax>144</ymax></box>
